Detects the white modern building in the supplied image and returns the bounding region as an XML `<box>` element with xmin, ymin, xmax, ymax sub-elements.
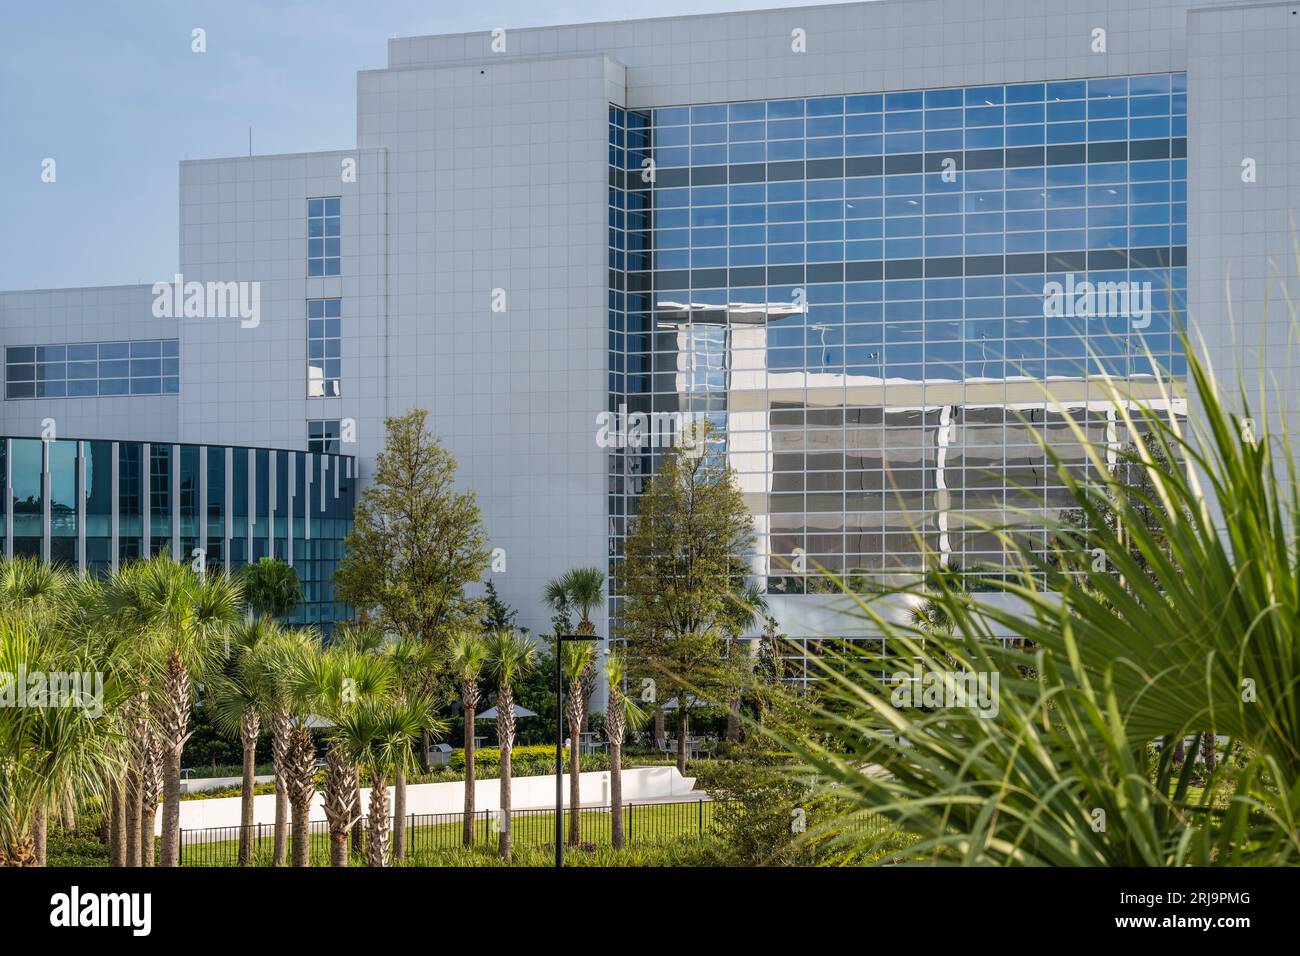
<box><xmin>2</xmin><ymin>0</ymin><xmax>1298</xmax><ymax>672</ymax></box>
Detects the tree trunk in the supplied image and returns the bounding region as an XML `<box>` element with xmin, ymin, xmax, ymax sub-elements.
<box><xmin>285</xmin><ymin>724</ymin><xmax>315</xmax><ymax>867</ymax></box>
<box><xmin>33</xmin><ymin>805</ymin><xmax>47</xmax><ymax>867</ymax></box>
<box><xmin>654</xmin><ymin>703</ymin><xmax>665</xmax><ymax>749</ymax></box>
<box><xmin>329</xmin><ymin>831</ymin><xmax>349</xmax><ymax>868</ymax></box>
<box><xmin>497</xmin><ymin>684</ymin><xmax>515</xmax><ymax>862</ymax></box>
<box><xmin>610</xmin><ymin>739</ymin><xmax>624</xmax><ymax>850</ymax></box>
<box><xmin>324</xmin><ymin>747</ymin><xmax>358</xmax><ymax>868</ymax></box>
<box><xmin>271</xmin><ymin>708</ymin><xmax>290</xmax><ymax>866</ymax></box>
<box><xmin>350</xmin><ymin>777</ymin><xmax>364</xmax><ymax>857</ymax></box>
<box><xmin>1</xmin><ymin>832</ymin><xmax>37</xmax><ymax>866</ymax></box>
<box><xmin>124</xmin><ymin>764</ymin><xmax>140</xmax><ymax>868</ymax></box>
<box><xmin>1203</xmin><ymin>731</ymin><xmax>1218</xmax><ymax>773</ymax></box>
<box><xmin>62</xmin><ymin>783</ymin><xmax>76</xmax><ymax>833</ymax></box>
<box><xmin>139</xmin><ymin>715</ymin><xmax>160</xmax><ymax>867</ymax></box>
<box><xmin>727</xmin><ymin>696</ymin><xmax>741</xmax><ymax>743</ymax></box>
<box><xmin>139</xmin><ymin>800</ymin><xmax>155</xmax><ymax>868</ymax></box>
<box><xmin>237</xmin><ymin>708</ymin><xmax>259</xmax><ymax>865</ymax></box>
<box><xmin>1174</xmin><ymin>736</ymin><xmax>1186</xmax><ymax>764</ymax></box>
<box><xmin>462</xmin><ymin>693</ymin><xmax>477</xmax><ymax>846</ymax></box>
<box><xmin>292</xmin><ymin>803</ymin><xmax>311</xmax><ymax>867</ymax></box>
<box><xmin>567</xmin><ymin>687</ymin><xmax>584</xmax><ymax>846</ymax></box>
<box><xmin>419</xmin><ymin>728</ymin><xmax>431</xmax><ymax>774</ymax></box>
<box><xmin>157</xmin><ymin>650</ymin><xmax>192</xmax><ymax>867</ymax></box>
<box><xmin>160</xmin><ymin>741</ymin><xmax>184</xmax><ymax>866</ymax></box>
<box><xmin>125</xmin><ymin>690</ymin><xmax>150</xmax><ymax>867</ymax></box>
<box><xmin>367</xmin><ymin>772</ymin><xmax>391</xmax><ymax>867</ymax></box>
<box><xmin>109</xmin><ymin>782</ymin><xmax>126</xmax><ymax>867</ymax></box>
<box><xmin>676</xmin><ymin>710</ymin><xmax>688</xmax><ymax>775</ymax></box>
<box><xmin>392</xmin><ymin>768</ymin><xmax>407</xmax><ymax>864</ymax></box>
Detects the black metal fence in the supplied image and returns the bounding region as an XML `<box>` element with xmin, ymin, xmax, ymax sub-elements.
<box><xmin>178</xmin><ymin>797</ymin><xmax>720</xmax><ymax>866</ymax></box>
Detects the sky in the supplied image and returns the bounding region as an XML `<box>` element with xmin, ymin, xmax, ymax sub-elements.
<box><xmin>0</xmin><ymin>0</ymin><xmax>838</xmax><ymax>291</ymax></box>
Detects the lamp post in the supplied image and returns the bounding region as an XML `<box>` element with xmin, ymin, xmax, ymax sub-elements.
<box><xmin>555</xmin><ymin>633</ymin><xmax>600</xmax><ymax>869</ymax></box>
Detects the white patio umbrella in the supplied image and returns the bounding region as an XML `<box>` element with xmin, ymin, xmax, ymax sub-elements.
<box><xmin>476</xmin><ymin>703</ymin><xmax>538</xmax><ymax>748</ymax></box>
<box><xmin>475</xmin><ymin>704</ymin><xmax>538</xmax><ymax>720</ymax></box>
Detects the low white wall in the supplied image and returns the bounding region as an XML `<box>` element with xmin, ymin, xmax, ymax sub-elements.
<box><xmin>162</xmin><ymin>765</ymin><xmax>698</xmax><ymax>833</ymax></box>
<box><xmin>180</xmin><ymin>774</ymin><xmax>274</xmax><ymax>794</ymax></box>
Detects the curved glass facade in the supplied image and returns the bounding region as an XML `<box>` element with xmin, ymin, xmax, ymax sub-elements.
<box><xmin>0</xmin><ymin>437</ymin><xmax>355</xmax><ymax>626</ymax></box>
<box><xmin>608</xmin><ymin>73</ymin><xmax>1188</xmax><ymax>602</ymax></box>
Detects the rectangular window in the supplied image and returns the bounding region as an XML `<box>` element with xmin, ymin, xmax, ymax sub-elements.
<box><xmin>5</xmin><ymin>340</ymin><xmax>178</xmax><ymax>399</ymax></box>
<box><xmin>307</xmin><ymin>419</ymin><xmax>341</xmax><ymax>455</ymax></box>
<box><xmin>307</xmin><ymin>197</ymin><xmax>341</xmax><ymax>276</ymax></box>
<box><xmin>307</xmin><ymin>297</ymin><xmax>341</xmax><ymax>396</ymax></box>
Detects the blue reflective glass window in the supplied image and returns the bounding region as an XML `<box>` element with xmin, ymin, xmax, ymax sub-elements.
<box><xmin>885</xmin><ymin>91</ymin><xmax>923</xmax><ymax>111</ymax></box>
<box><xmin>846</xmin><ymin>94</ymin><xmax>882</xmax><ymax>113</ymax></box>
<box><xmin>1048</xmin><ymin>81</ymin><xmax>1086</xmax><ymax>101</ymax></box>
<box><xmin>1006</xmin><ymin>124</ymin><xmax>1044</xmax><ymax>146</ymax></box>
<box><xmin>307</xmin><ymin>197</ymin><xmax>341</xmax><ymax>276</ymax></box>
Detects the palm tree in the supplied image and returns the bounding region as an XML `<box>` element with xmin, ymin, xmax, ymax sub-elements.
<box><xmin>548</xmin><ymin>567</ymin><xmax>605</xmax><ymax>638</ymax></box>
<box><xmin>238</xmin><ymin>557</ymin><xmax>302</xmax><ymax>619</ymax></box>
<box><xmin>0</xmin><ymin>604</ymin><xmax>127</xmax><ymax>866</ymax></box>
<box><xmin>603</xmin><ymin>650</ymin><xmax>646</xmax><ymax>849</ymax></box>
<box><xmin>103</xmin><ymin>556</ymin><xmax>244</xmax><ymax>866</ymax></box>
<box><xmin>289</xmin><ymin>644</ymin><xmax>393</xmax><ymax>866</ymax></box>
<box><xmin>561</xmin><ymin>639</ymin><xmax>597</xmax><ymax>845</ymax></box>
<box><xmin>68</xmin><ymin>567</ymin><xmax>157</xmax><ymax>868</ymax></box>
<box><xmin>282</xmin><ymin>719</ymin><xmax>317</xmax><ymax>867</ymax></box>
<box><xmin>253</xmin><ymin>625</ymin><xmax>315</xmax><ymax>866</ymax></box>
<box><xmin>381</xmin><ymin>634</ymin><xmax>439</xmax><ymax>864</ymax></box>
<box><xmin>483</xmin><ymin>629</ymin><xmax>536</xmax><ymax>862</ymax></box>
<box><xmin>0</xmin><ymin>559</ymin><xmax>77</xmax><ymax>866</ymax></box>
<box><xmin>545</xmin><ymin>567</ymin><xmax>606</xmax><ymax>737</ymax></box>
<box><xmin>210</xmin><ymin>617</ymin><xmax>285</xmax><ymax>864</ymax></box>
<box><xmin>332</xmin><ymin>621</ymin><xmax>388</xmax><ymax>858</ymax></box>
<box><xmin>449</xmin><ymin>629</ymin><xmax>488</xmax><ymax>846</ymax></box>
<box><xmin>340</xmin><ymin>695</ymin><xmax>442</xmax><ymax>867</ymax></box>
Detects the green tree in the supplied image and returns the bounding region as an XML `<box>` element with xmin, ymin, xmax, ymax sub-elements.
<box><xmin>209</xmin><ymin>617</ymin><xmax>286</xmax><ymax>864</ymax></box>
<box><xmin>560</xmin><ymin>639</ymin><xmax>597</xmax><ymax>845</ymax></box>
<box><xmin>338</xmin><ymin>694</ymin><xmax>444</xmax><ymax>867</ymax></box>
<box><xmin>381</xmin><ymin>634</ymin><xmax>440</xmax><ymax>863</ymax></box>
<box><xmin>103</xmin><ymin>556</ymin><xmax>243</xmax><ymax>867</ymax></box>
<box><xmin>260</xmin><ymin>625</ymin><xmax>316</xmax><ymax>866</ymax></box>
<box><xmin>479</xmin><ymin>580</ymin><xmax>518</xmax><ymax>631</ymax></box>
<box><xmin>720</xmin><ymin>583</ymin><xmax>766</xmax><ymax>743</ymax></box>
<box><xmin>483</xmin><ymin>629</ymin><xmax>536</xmax><ymax>862</ymax></box>
<box><xmin>449</xmin><ymin>629</ymin><xmax>488</xmax><ymax>846</ymax></box>
<box><xmin>0</xmin><ymin>562</ymin><xmax>128</xmax><ymax>866</ymax></box>
<box><xmin>289</xmin><ymin>643</ymin><xmax>394</xmax><ymax>867</ymax></box>
<box><xmin>619</xmin><ymin>428</ymin><xmax>755</xmax><ymax>772</ymax></box>
<box><xmin>603</xmin><ymin>650</ymin><xmax>646</xmax><ymax>849</ymax></box>
<box><xmin>238</xmin><ymin>557</ymin><xmax>302</xmax><ymax>619</ymax></box>
<box><xmin>335</xmin><ymin>408</ymin><xmax>489</xmax><ymax>769</ymax></box>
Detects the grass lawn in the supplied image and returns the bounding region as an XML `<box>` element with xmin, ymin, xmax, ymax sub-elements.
<box><xmin>179</xmin><ymin>800</ymin><xmax>722</xmax><ymax>867</ymax></box>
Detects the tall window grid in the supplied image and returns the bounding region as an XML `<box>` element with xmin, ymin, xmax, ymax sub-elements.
<box><xmin>307</xmin><ymin>197</ymin><xmax>341</xmax><ymax>276</ymax></box>
<box><xmin>307</xmin><ymin>297</ymin><xmax>341</xmax><ymax>397</ymax></box>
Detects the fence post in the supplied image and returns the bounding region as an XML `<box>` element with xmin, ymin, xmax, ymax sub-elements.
<box><xmin>698</xmin><ymin>797</ymin><xmax>703</xmax><ymax>835</ymax></box>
